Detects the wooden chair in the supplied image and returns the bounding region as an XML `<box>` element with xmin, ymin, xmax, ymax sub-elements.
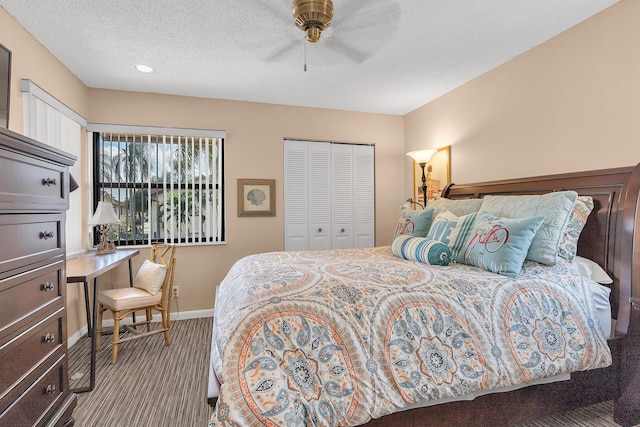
<box><xmin>96</xmin><ymin>243</ymin><xmax>177</xmax><ymax>363</ymax></box>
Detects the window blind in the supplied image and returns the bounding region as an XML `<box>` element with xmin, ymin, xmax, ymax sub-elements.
<box><xmin>92</xmin><ymin>129</ymin><xmax>225</xmax><ymax>246</ymax></box>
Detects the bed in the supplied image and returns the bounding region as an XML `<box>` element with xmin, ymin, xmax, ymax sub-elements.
<box><xmin>208</xmin><ymin>163</ymin><xmax>640</xmax><ymax>427</ymax></box>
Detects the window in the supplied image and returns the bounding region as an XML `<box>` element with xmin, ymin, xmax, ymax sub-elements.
<box><xmin>91</xmin><ymin>125</ymin><xmax>225</xmax><ymax>246</ymax></box>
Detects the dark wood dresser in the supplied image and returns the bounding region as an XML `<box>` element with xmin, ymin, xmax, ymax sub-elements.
<box><xmin>0</xmin><ymin>127</ymin><xmax>77</xmax><ymax>426</ymax></box>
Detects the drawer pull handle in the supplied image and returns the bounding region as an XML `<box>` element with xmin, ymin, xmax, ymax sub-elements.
<box><xmin>42</xmin><ymin>178</ymin><xmax>57</xmax><ymax>186</ymax></box>
<box><xmin>44</xmin><ymin>333</ymin><xmax>56</xmax><ymax>344</ymax></box>
<box><xmin>40</xmin><ymin>231</ymin><xmax>55</xmax><ymax>240</ymax></box>
<box><xmin>42</xmin><ymin>282</ymin><xmax>55</xmax><ymax>292</ymax></box>
<box><xmin>44</xmin><ymin>384</ymin><xmax>57</xmax><ymax>395</ymax></box>
<box><xmin>341</xmin><ymin>228</ymin><xmax>345</xmax><ymax>233</ymax></box>
<box><xmin>318</xmin><ymin>228</ymin><xmax>323</xmax><ymax>232</ymax></box>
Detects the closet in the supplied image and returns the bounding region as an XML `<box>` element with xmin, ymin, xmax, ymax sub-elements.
<box><xmin>284</xmin><ymin>139</ymin><xmax>374</xmax><ymax>251</ymax></box>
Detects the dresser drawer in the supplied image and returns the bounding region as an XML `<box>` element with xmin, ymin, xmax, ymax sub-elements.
<box><xmin>0</xmin><ymin>310</ymin><xmax>64</xmax><ymax>397</ymax></box>
<box><xmin>0</xmin><ymin>355</ymin><xmax>66</xmax><ymax>427</ymax></box>
<box><xmin>0</xmin><ymin>146</ymin><xmax>68</xmax><ymax>211</ymax></box>
<box><xmin>0</xmin><ymin>214</ymin><xmax>64</xmax><ymax>276</ymax></box>
<box><xmin>0</xmin><ymin>261</ymin><xmax>64</xmax><ymax>339</ymax></box>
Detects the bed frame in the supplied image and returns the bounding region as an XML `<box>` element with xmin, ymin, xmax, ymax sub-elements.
<box><xmin>209</xmin><ymin>163</ymin><xmax>640</xmax><ymax>426</ymax></box>
<box><xmin>366</xmin><ymin>163</ymin><xmax>640</xmax><ymax>426</ymax></box>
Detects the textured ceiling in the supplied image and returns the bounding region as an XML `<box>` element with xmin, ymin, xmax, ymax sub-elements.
<box><xmin>0</xmin><ymin>0</ymin><xmax>618</xmax><ymax>115</ymax></box>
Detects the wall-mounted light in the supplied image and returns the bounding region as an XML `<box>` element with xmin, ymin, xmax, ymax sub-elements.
<box><xmin>406</xmin><ymin>149</ymin><xmax>438</xmax><ymax>205</ymax></box>
<box><xmin>88</xmin><ymin>201</ymin><xmax>121</xmax><ymax>255</ymax></box>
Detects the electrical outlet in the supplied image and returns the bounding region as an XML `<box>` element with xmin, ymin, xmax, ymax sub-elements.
<box><xmin>172</xmin><ymin>286</ymin><xmax>179</xmax><ymax>298</ymax></box>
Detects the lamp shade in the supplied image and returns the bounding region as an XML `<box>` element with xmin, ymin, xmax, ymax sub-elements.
<box><xmin>406</xmin><ymin>149</ymin><xmax>438</xmax><ymax>164</ymax></box>
<box><xmin>88</xmin><ymin>201</ymin><xmax>121</xmax><ymax>225</ymax></box>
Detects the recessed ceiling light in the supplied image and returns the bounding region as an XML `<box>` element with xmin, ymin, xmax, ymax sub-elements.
<box><xmin>134</xmin><ymin>64</ymin><xmax>154</xmax><ymax>73</ymax></box>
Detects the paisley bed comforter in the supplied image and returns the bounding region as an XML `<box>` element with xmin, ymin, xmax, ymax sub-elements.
<box><xmin>209</xmin><ymin>246</ymin><xmax>612</xmax><ymax>427</ymax></box>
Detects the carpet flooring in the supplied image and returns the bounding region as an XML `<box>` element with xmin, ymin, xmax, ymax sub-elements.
<box><xmin>68</xmin><ymin>317</ymin><xmax>214</xmax><ymax>427</ymax></box>
<box><xmin>68</xmin><ymin>317</ymin><xmax>626</xmax><ymax>426</ymax></box>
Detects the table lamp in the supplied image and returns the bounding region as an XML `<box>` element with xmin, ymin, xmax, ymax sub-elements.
<box><xmin>89</xmin><ymin>201</ymin><xmax>121</xmax><ymax>255</ymax></box>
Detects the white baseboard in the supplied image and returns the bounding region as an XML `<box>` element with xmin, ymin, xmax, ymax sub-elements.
<box><xmin>67</xmin><ymin>308</ymin><xmax>214</xmax><ymax>348</ymax></box>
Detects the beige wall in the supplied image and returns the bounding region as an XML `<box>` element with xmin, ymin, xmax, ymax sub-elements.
<box><xmin>88</xmin><ymin>89</ymin><xmax>405</xmax><ymax>324</ymax></box>
<box><xmin>0</xmin><ymin>8</ymin><xmax>89</xmax><ymax>131</ymax></box>
<box><xmin>405</xmin><ymin>0</ymin><xmax>640</xmax><ymax>189</ymax></box>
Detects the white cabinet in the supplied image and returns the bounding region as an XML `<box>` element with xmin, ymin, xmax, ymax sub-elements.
<box><xmin>284</xmin><ymin>140</ymin><xmax>374</xmax><ymax>251</ymax></box>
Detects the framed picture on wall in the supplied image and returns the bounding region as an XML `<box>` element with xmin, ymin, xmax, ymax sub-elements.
<box><xmin>413</xmin><ymin>145</ymin><xmax>451</xmax><ymax>205</ymax></box>
<box><xmin>237</xmin><ymin>179</ymin><xmax>276</xmax><ymax>217</ymax></box>
<box><xmin>0</xmin><ymin>43</ymin><xmax>10</xmax><ymax>129</ymax></box>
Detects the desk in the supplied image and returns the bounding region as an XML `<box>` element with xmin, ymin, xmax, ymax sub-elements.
<box><xmin>67</xmin><ymin>249</ymin><xmax>140</xmax><ymax>393</ymax></box>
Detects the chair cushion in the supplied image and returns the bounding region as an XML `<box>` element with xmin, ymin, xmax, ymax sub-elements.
<box><xmin>98</xmin><ymin>287</ymin><xmax>162</xmax><ymax>310</ymax></box>
<box><xmin>135</xmin><ymin>259</ymin><xmax>167</xmax><ymax>295</ymax></box>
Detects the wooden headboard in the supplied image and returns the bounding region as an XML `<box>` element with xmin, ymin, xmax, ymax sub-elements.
<box><xmin>443</xmin><ymin>164</ymin><xmax>640</xmax><ymax>338</ymax></box>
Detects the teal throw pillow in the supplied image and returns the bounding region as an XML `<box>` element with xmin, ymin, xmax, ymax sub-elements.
<box><xmin>460</xmin><ymin>211</ymin><xmax>545</xmax><ymax>278</ymax></box>
<box><xmin>392</xmin><ymin>235</ymin><xmax>452</xmax><ymax>266</ymax></box>
<box><xmin>394</xmin><ymin>206</ymin><xmax>434</xmax><ymax>238</ymax></box>
<box><xmin>426</xmin><ymin>211</ymin><xmax>478</xmax><ymax>261</ymax></box>
<box><xmin>478</xmin><ymin>191</ymin><xmax>578</xmax><ymax>265</ymax></box>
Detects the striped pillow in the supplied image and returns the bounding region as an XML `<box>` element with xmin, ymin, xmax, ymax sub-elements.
<box><xmin>426</xmin><ymin>211</ymin><xmax>478</xmax><ymax>262</ymax></box>
<box><xmin>392</xmin><ymin>235</ymin><xmax>452</xmax><ymax>266</ymax></box>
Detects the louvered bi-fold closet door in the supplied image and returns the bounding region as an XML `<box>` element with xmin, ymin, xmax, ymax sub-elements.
<box><xmin>308</xmin><ymin>142</ymin><xmax>332</xmax><ymax>250</ymax></box>
<box><xmin>352</xmin><ymin>144</ymin><xmax>375</xmax><ymax>248</ymax></box>
<box><xmin>331</xmin><ymin>144</ymin><xmax>354</xmax><ymax>249</ymax></box>
<box><xmin>284</xmin><ymin>140</ymin><xmax>309</xmax><ymax>251</ymax></box>
<box><xmin>284</xmin><ymin>140</ymin><xmax>374</xmax><ymax>251</ymax></box>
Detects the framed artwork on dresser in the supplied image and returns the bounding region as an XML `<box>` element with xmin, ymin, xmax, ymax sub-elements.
<box><xmin>0</xmin><ymin>43</ymin><xmax>10</xmax><ymax>129</ymax></box>
<box><xmin>237</xmin><ymin>179</ymin><xmax>276</xmax><ymax>217</ymax></box>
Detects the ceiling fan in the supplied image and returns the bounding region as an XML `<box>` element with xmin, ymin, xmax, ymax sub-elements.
<box><xmin>260</xmin><ymin>0</ymin><xmax>401</xmax><ymax>66</ymax></box>
<box><xmin>293</xmin><ymin>0</ymin><xmax>334</xmax><ymax>43</ymax></box>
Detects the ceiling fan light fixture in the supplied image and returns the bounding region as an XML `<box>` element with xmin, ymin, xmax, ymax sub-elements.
<box><xmin>305</xmin><ymin>27</ymin><xmax>322</xmax><ymax>43</ymax></box>
<box><xmin>293</xmin><ymin>0</ymin><xmax>334</xmax><ymax>43</ymax></box>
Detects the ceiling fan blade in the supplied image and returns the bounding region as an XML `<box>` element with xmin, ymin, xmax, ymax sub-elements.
<box><xmin>332</xmin><ymin>1</ymin><xmax>401</xmax><ymax>32</ymax></box>
<box><xmin>254</xmin><ymin>0</ymin><xmax>291</xmax><ymax>25</ymax></box>
<box><xmin>333</xmin><ymin>0</ymin><xmax>374</xmax><ymax>25</ymax></box>
<box><xmin>264</xmin><ymin>39</ymin><xmax>301</xmax><ymax>62</ymax></box>
<box><xmin>320</xmin><ymin>1</ymin><xmax>400</xmax><ymax>63</ymax></box>
<box><xmin>324</xmin><ymin>38</ymin><xmax>368</xmax><ymax>63</ymax></box>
